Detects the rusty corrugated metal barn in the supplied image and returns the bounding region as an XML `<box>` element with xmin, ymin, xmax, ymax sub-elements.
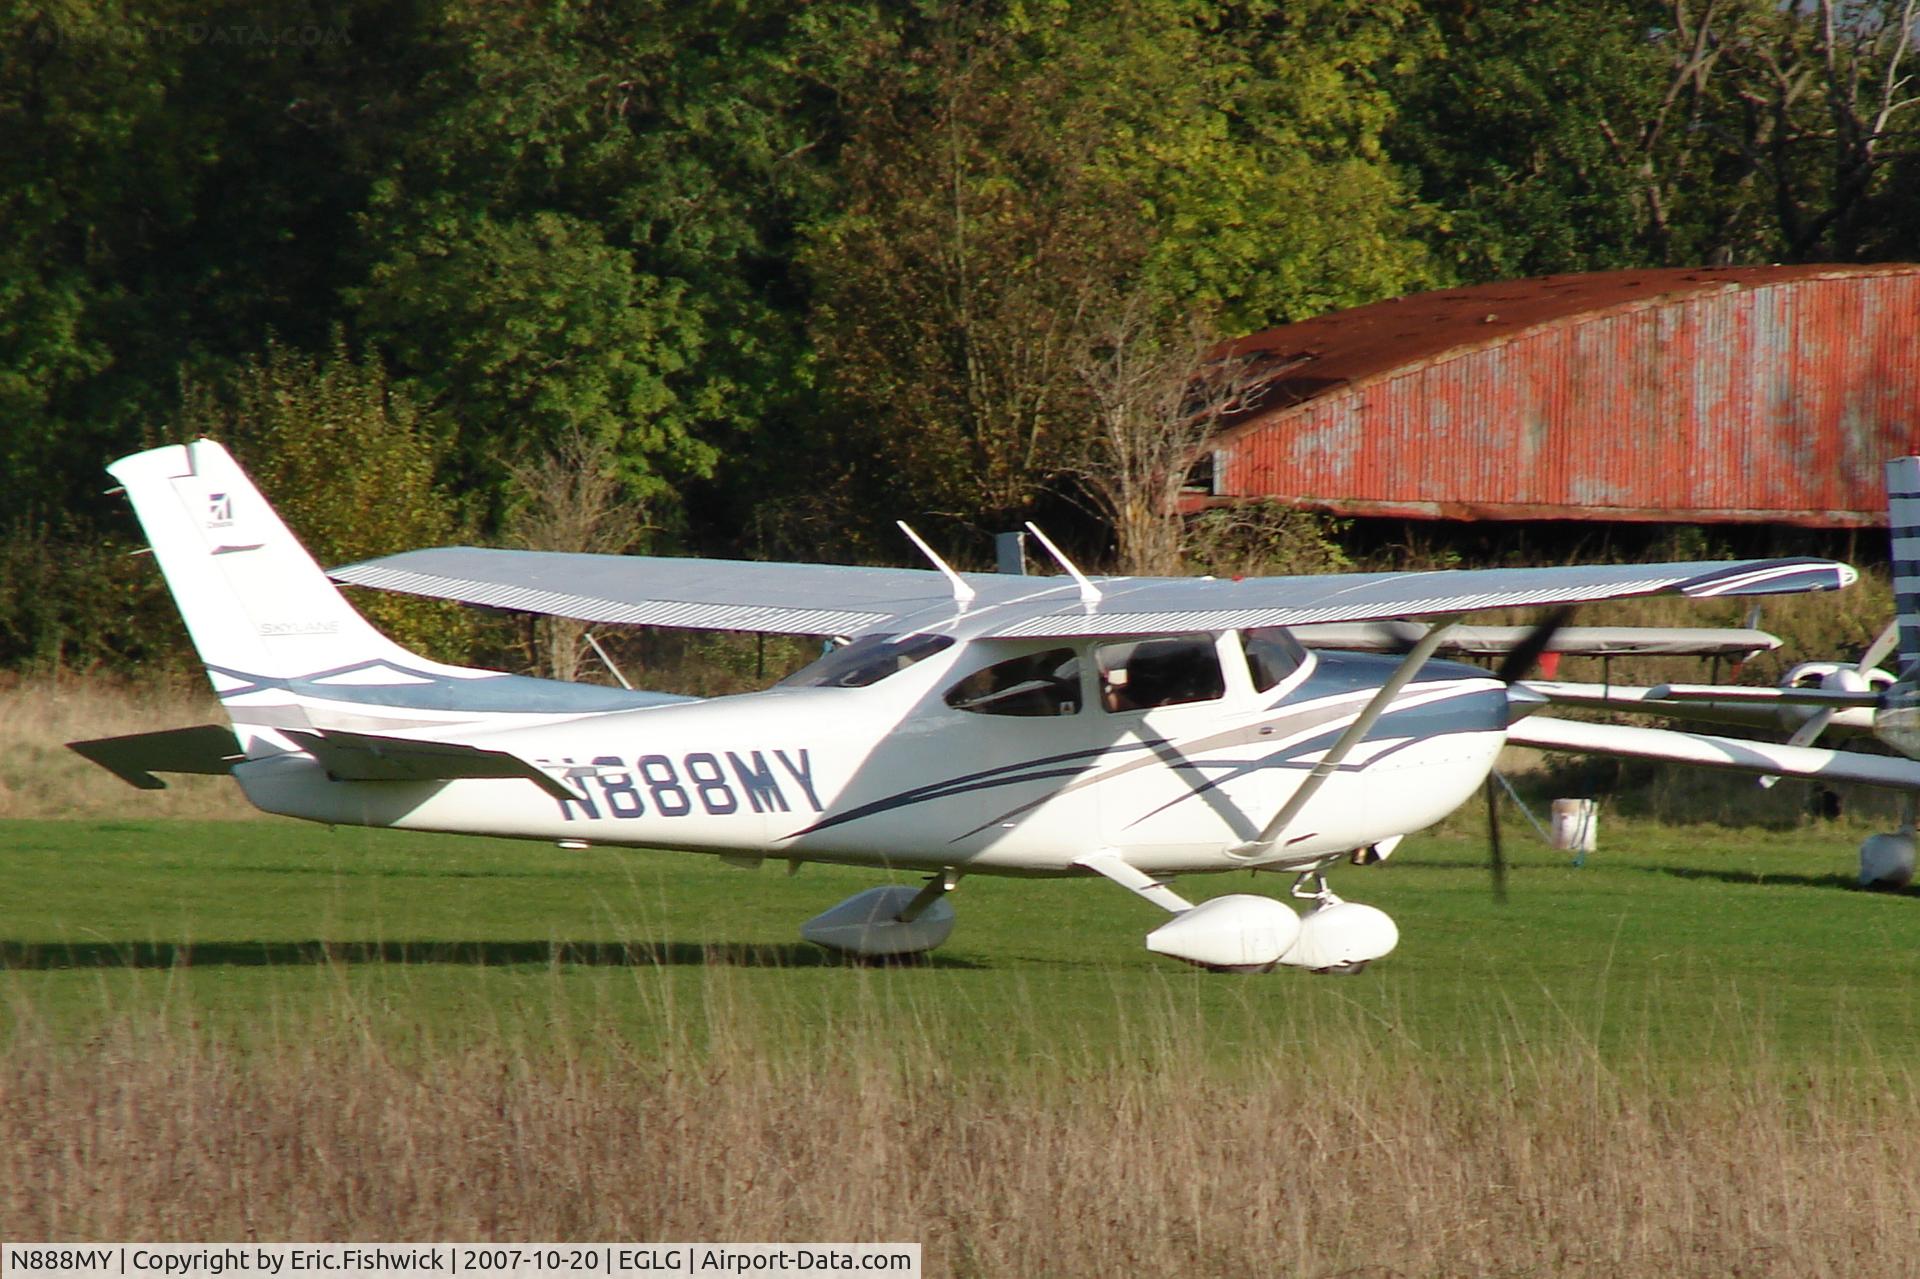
<box><xmin>1201</xmin><ymin>264</ymin><xmax>1920</xmax><ymax>528</ymax></box>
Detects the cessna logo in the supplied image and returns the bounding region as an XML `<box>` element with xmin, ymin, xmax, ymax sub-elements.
<box><xmin>207</xmin><ymin>492</ymin><xmax>234</xmax><ymax>527</ymax></box>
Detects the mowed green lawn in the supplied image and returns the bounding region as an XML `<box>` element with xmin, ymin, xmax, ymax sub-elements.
<box><xmin>4</xmin><ymin>815</ymin><xmax>1919</xmax><ymax>1073</ymax></box>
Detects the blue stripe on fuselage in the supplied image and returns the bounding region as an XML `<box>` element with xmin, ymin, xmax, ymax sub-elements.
<box><xmin>787</xmin><ymin>659</ymin><xmax>1505</xmax><ymax>840</ymax></box>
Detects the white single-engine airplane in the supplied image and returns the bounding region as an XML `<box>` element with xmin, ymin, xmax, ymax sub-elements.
<box><xmin>69</xmin><ymin>441</ymin><xmax>1920</xmax><ymax>972</ymax></box>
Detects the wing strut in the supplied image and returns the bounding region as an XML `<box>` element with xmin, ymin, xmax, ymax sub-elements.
<box><xmin>1073</xmin><ymin>849</ymin><xmax>1194</xmax><ymax>914</ymax></box>
<box><xmin>1232</xmin><ymin>620</ymin><xmax>1459</xmax><ymax>864</ymax></box>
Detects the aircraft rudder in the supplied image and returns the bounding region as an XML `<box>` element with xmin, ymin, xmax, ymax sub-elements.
<box><xmin>108</xmin><ymin>438</ymin><xmax>426</xmax><ymax>692</ymax></box>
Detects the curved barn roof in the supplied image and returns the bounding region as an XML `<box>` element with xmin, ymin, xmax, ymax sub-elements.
<box><xmin>1205</xmin><ymin>264</ymin><xmax>1920</xmax><ymax>526</ymax></box>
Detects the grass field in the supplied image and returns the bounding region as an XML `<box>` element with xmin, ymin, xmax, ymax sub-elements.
<box><xmin>4</xmin><ymin>813</ymin><xmax>1918</xmax><ymax>1067</ymax></box>
<box><xmin>10</xmin><ymin>660</ymin><xmax>1920</xmax><ymax>1272</ymax></box>
<box><xmin>7</xmin><ymin>812</ymin><xmax>1920</xmax><ymax>1274</ymax></box>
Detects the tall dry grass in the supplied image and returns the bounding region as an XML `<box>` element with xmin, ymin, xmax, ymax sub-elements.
<box><xmin>6</xmin><ymin>983</ymin><xmax>1919</xmax><ymax>1277</ymax></box>
<box><xmin>0</xmin><ymin>676</ymin><xmax>254</xmax><ymax>819</ymax></box>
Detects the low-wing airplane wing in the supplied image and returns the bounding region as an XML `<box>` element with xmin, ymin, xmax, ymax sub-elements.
<box><xmin>1523</xmin><ymin>679</ymin><xmax>1880</xmax><ymax>735</ymax></box>
<box><xmin>1507</xmin><ymin>715</ymin><xmax>1920</xmax><ymax>789</ymax></box>
<box><xmin>331</xmin><ymin>547</ymin><xmax>1852</xmax><ymax>638</ymax></box>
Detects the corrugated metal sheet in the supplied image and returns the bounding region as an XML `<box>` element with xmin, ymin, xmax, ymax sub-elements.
<box><xmin>1203</xmin><ymin>265</ymin><xmax>1920</xmax><ymax>526</ymax></box>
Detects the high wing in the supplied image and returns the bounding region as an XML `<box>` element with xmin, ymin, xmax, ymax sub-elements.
<box><xmin>331</xmin><ymin>549</ymin><xmax>959</xmax><ymax>636</ymax></box>
<box><xmin>330</xmin><ymin>546</ymin><xmax>1854</xmax><ymax>639</ymax></box>
<box><xmin>1293</xmin><ymin>623</ymin><xmax>1779</xmax><ymax>659</ymax></box>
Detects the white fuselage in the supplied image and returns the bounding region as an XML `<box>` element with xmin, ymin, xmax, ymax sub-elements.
<box><xmin>232</xmin><ymin>637</ymin><xmax>1509</xmax><ymax>879</ymax></box>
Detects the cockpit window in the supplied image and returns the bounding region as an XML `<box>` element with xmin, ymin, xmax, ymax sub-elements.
<box><xmin>1096</xmin><ymin>635</ymin><xmax>1225</xmax><ymax>712</ymax></box>
<box><xmin>778</xmin><ymin>633</ymin><xmax>954</xmax><ymax>688</ymax></box>
<box><xmin>944</xmin><ymin>648</ymin><xmax>1082</xmax><ymax>716</ymax></box>
<box><xmin>1243</xmin><ymin>626</ymin><xmax>1308</xmax><ymax>692</ymax></box>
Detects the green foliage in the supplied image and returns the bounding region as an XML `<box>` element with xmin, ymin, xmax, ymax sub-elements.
<box><xmin>1119</xmin><ymin>0</ymin><xmax>1440</xmax><ymax>328</ymax></box>
<box><xmin>351</xmin><ymin>0</ymin><xmax>864</xmax><ymax>522</ymax></box>
<box><xmin>0</xmin><ymin>519</ymin><xmax>188</xmax><ymax>674</ymax></box>
<box><xmin>802</xmin><ymin>0</ymin><xmax>1437</xmax><ymax>536</ymax></box>
<box><xmin>0</xmin><ymin>0</ymin><xmax>446</xmax><ymax>521</ymax></box>
<box><xmin>176</xmin><ymin>336</ymin><xmax>477</xmax><ymax>660</ymax></box>
<box><xmin>1185</xmin><ymin>501</ymin><xmax>1353</xmax><ymax>578</ymax></box>
<box><xmin>1393</xmin><ymin>0</ymin><xmax>1920</xmax><ymax>276</ymax></box>
<box><xmin>0</xmin><ymin>1</ymin><xmax>174</xmax><ymax>514</ymax></box>
<box><xmin>3</xmin><ymin>0</ymin><xmax>1916</xmax><ymax>671</ymax></box>
<box><xmin>355</xmin><ymin>208</ymin><xmax>715</xmax><ymax>503</ymax></box>
<box><xmin>1389</xmin><ymin>2</ymin><xmax>1664</xmax><ymax>278</ymax></box>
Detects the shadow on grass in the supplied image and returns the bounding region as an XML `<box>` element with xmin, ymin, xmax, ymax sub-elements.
<box><xmin>1650</xmin><ymin>865</ymin><xmax>1918</xmax><ymax>894</ymax></box>
<box><xmin>0</xmin><ymin>939</ymin><xmax>984</xmax><ymax>970</ymax></box>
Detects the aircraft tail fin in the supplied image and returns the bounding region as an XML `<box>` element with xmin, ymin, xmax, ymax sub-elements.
<box><xmin>1888</xmin><ymin>456</ymin><xmax>1920</xmax><ymax>677</ymax></box>
<box><xmin>107</xmin><ymin>439</ymin><xmax>507</xmax><ymax>738</ymax></box>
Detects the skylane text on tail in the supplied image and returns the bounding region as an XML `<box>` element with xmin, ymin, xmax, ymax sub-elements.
<box><xmin>75</xmin><ymin>439</ymin><xmax>1882</xmax><ymax>971</ymax></box>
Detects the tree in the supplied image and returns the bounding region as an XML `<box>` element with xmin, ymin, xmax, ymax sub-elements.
<box><xmin>354</xmin><ymin>208</ymin><xmax>715</xmax><ymax>507</ymax></box>
<box><xmin>349</xmin><ymin>0</ymin><xmax>871</xmax><ymax>528</ymax></box>
<box><xmin>801</xmin><ymin>0</ymin><xmax>1437</xmax><ymax>551</ymax></box>
<box><xmin>1066</xmin><ymin>303</ymin><xmax>1270</xmax><ymax>574</ymax></box>
<box><xmin>1716</xmin><ymin>0</ymin><xmax>1920</xmax><ymax>260</ymax></box>
<box><xmin>503</xmin><ymin>429</ymin><xmax>654</xmax><ymax>682</ymax></box>
<box><xmin>1392</xmin><ymin>0</ymin><xmax>1920</xmax><ymax>277</ymax></box>
<box><xmin>177</xmin><ymin>335</ymin><xmax>475</xmax><ymax>660</ymax></box>
<box><xmin>0</xmin><ymin>0</ymin><xmax>449</xmax><ymax>523</ymax></box>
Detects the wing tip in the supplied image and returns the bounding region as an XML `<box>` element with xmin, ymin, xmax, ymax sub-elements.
<box><xmin>1680</xmin><ymin>559</ymin><xmax>1857</xmax><ymax>599</ymax></box>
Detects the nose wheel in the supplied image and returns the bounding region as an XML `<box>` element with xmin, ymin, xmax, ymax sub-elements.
<box><xmin>1290</xmin><ymin>869</ymin><xmax>1342</xmax><ymax>910</ymax></box>
<box><xmin>1283</xmin><ymin>868</ymin><xmax>1397</xmax><ymax>974</ymax></box>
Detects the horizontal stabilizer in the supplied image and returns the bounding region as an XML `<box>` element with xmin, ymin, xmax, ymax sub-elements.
<box><xmin>282</xmin><ymin>728</ymin><xmax>580</xmax><ymax>801</ymax></box>
<box><xmin>67</xmin><ymin>725</ymin><xmax>242</xmax><ymax>790</ymax></box>
<box><xmin>1509</xmin><ymin>716</ymin><xmax>1920</xmax><ymax>789</ymax></box>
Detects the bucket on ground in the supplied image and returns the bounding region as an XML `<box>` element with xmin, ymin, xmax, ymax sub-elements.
<box><xmin>1549</xmin><ymin>798</ymin><xmax>1598</xmax><ymax>855</ymax></box>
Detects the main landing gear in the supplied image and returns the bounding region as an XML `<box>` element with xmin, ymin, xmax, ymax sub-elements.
<box><xmin>800</xmin><ymin>870</ymin><xmax>960</xmax><ymax>958</ymax></box>
<box><xmin>796</xmin><ymin>857</ymin><xmax>1404</xmax><ymax>971</ymax></box>
<box><xmin>1860</xmin><ymin>796</ymin><xmax>1917</xmax><ymax>890</ymax></box>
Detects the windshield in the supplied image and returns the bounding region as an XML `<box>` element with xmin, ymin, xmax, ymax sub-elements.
<box><xmin>777</xmin><ymin>633</ymin><xmax>955</xmax><ymax>689</ymax></box>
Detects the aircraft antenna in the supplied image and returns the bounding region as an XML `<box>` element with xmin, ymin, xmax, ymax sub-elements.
<box><xmin>896</xmin><ymin>522</ymin><xmax>977</xmax><ymax>604</ymax></box>
<box><xmin>1023</xmin><ymin>522</ymin><xmax>1103</xmax><ymax>605</ymax></box>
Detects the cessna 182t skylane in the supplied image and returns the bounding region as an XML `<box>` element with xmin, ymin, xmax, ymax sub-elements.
<box><xmin>71</xmin><ymin>441</ymin><xmax>1920</xmax><ymax>972</ymax></box>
